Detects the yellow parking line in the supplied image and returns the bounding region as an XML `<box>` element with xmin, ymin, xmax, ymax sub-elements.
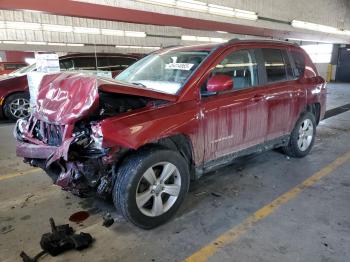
<box><xmin>0</xmin><ymin>168</ymin><xmax>41</xmax><ymax>181</ymax></box>
<box><xmin>184</xmin><ymin>151</ymin><xmax>350</xmax><ymax>262</ymax></box>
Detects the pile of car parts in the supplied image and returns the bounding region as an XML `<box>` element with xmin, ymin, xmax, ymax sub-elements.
<box><xmin>20</xmin><ymin>218</ymin><xmax>93</xmax><ymax>262</ymax></box>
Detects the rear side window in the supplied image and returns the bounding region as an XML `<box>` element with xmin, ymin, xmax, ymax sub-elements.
<box><xmin>261</xmin><ymin>48</ymin><xmax>287</xmax><ymax>83</ymax></box>
<box><xmin>290</xmin><ymin>51</ymin><xmax>305</xmax><ymax>78</ymax></box>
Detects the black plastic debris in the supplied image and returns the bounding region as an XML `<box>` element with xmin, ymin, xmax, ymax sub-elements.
<box><xmin>211</xmin><ymin>192</ymin><xmax>222</xmax><ymax>197</ymax></box>
<box><xmin>102</xmin><ymin>213</ymin><xmax>114</xmax><ymax>227</ymax></box>
<box><xmin>20</xmin><ymin>250</ymin><xmax>46</xmax><ymax>262</ymax></box>
<box><xmin>20</xmin><ymin>217</ymin><xmax>93</xmax><ymax>262</ymax></box>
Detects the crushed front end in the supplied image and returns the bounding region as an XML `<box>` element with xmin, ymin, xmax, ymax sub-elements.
<box><xmin>14</xmin><ymin>72</ymin><xmax>161</xmax><ymax>198</ymax></box>
<box><xmin>15</xmin><ymin>116</ymin><xmax>116</xmax><ymax>197</ymax></box>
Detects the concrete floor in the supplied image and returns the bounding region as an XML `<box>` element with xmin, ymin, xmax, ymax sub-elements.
<box><xmin>0</xmin><ymin>83</ymin><xmax>350</xmax><ymax>262</ymax></box>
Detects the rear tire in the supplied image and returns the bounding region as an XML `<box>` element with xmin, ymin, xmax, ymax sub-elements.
<box><xmin>113</xmin><ymin>148</ymin><xmax>190</xmax><ymax>229</ymax></box>
<box><xmin>283</xmin><ymin>112</ymin><xmax>316</xmax><ymax>158</ymax></box>
<box><xmin>3</xmin><ymin>93</ymin><xmax>30</xmax><ymax>121</ymax></box>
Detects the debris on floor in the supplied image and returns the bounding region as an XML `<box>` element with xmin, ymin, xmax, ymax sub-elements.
<box><xmin>211</xmin><ymin>192</ymin><xmax>223</xmax><ymax>197</ymax></box>
<box><xmin>21</xmin><ymin>194</ymin><xmax>35</xmax><ymax>208</ymax></box>
<box><xmin>20</xmin><ymin>217</ymin><xmax>93</xmax><ymax>262</ymax></box>
<box><xmin>1</xmin><ymin>224</ymin><xmax>14</xmax><ymax>234</ymax></box>
<box><xmin>194</xmin><ymin>191</ymin><xmax>207</xmax><ymax>197</ymax></box>
<box><xmin>102</xmin><ymin>212</ymin><xmax>115</xmax><ymax>227</ymax></box>
<box><xmin>20</xmin><ymin>250</ymin><xmax>46</xmax><ymax>262</ymax></box>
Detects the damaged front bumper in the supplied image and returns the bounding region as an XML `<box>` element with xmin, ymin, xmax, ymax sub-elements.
<box><xmin>14</xmin><ymin>116</ymin><xmax>116</xmax><ymax>198</ymax></box>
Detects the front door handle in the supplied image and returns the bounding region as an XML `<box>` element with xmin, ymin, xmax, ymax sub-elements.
<box><xmin>251</xmin><ymin>94</ymin><xmax>264</xmax><ymax>102</ymax></box>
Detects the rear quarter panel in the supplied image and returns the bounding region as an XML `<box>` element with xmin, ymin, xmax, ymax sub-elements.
<box><xmin>301</xmin><ymin>48</ymin><xmax>327</xmax><ymax>121</ymax></box>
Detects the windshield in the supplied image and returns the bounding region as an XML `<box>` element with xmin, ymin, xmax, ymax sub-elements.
<box><xmin>9</xmin><ymin>63</ymin><xmax>36</xmax><ymax>76</ymax></box>
<box><xmin>115</xmin><ymin>50</ymin><xmax>210</xmax><ymax>94</ymax></box>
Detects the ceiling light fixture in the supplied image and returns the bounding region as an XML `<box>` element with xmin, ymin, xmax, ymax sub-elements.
<box><xmin>124</xmin><ymin>31</ymin><xmax>146</xmax><ymax>37</ymax></box>
<box><xmin>291</xmin><ymin>20</ymin><xmax>340</xmax><ymax>34</ymax></box>
<box><xmin>47</xmin><ymin>42</ymin><xmax>67</xmax><ymax>46</ymax></box>
<box><xmin>74</xmin><ymin>27</ymin><xmax>100</xmax><ymax>34</ymax></box>
<box><xmin>101</xmin><ymin>29</ymin><xmax>124</xmax><ymax>36</ymax></box>
<box><xmin>196</xmin><ymin>36</ymin><xmax>210</xmax><ymax>42</ymax></box>
<box><xmin>137</xmin><ymin>0</ymin><xmax>176</xmax><ymax>7</ymax></box>
<box><xmin>208</xmin><ymin>4</ymin><xmax>235</xmax><ymax>16</ymax></box>
<box><xmin>234</xmin><ymin>9</ymin><xmax>258</xmax><ymax>20</ymax></box>
<box><xmin>27</xmin><ymin>41</ymin><xmax>47</xmax><ymax>45</ymax></box>
<box><xmin>115</xmin><ymin>45</ymin><xmax>160</xmax><ymax>49</ymax></box>
<box><xmin>142</xmin><ymin>46</ymin><xmax>160</xmax><ymax>49</ymax></box>
<box><xmin>3</xmin><ymin>40</ymin><xmax>26</xmax><ymax>44</ymax></box>
<box><xmin>176</xmin><ymin>0</ymin><xmax>208</xmax><ymax>12</ymax></box>
<box><xmin>6</xmin><ymin>21</ymin><xmax>41</xmax><ymax>30</ymax></box>
<box><xmin>286</xmin><ymin>37</ymin><xmax>332</xmax><ymax>44</ymax></box>
<box><xmin>67</xmin><ymin>43</ymin><xmax>85</xmax><ymax>46</ymax></box>
<box><xmin>210</xmin><ymin>37</ymin><xmax>227</xmax><ymax>43</ymax></box>
<box><xmin>181</xmin><ymin>35</ymin><xmax>227</xmax><ymax>43</ymax></box>
<box><xmin>43</xmin><ymin>24</ymin><xmax>73</xmax><ymax>32</ymax></box>
<box><xmin>181</xmin><ymin>35</ymin><xmax>197</xmax><ymax>41</ymax></box>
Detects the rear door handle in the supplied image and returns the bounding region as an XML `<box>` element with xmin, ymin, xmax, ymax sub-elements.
<box><xmin>251</xmin><ymin>94</ymin><xmax>264</xmax><ymax>102</ymax></box>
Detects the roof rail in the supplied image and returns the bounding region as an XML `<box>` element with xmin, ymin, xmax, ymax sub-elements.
<box><xmin>228</xmin><ymin>38</ymin><xmax>240</xmax><ymax>43</ymax></box>
<box><xmin>226</xmin><ymin>38</ymin><xmax>298</xmax><ymax>46</ymax></box>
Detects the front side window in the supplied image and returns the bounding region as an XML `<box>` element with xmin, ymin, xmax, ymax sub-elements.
<box><xmin>261</xmin><ymin>48</ymin><xmax>287</xmax><ymax>83</ymax></box>
<box><xmin>204</xmin><ymin>49</ymin><xmax>258</xmax><ymax>94</ymax></box>
<box><xmin>116</xmin><ymin>50</ymin><xmax>210</xmax><ymax>94</ymax></box>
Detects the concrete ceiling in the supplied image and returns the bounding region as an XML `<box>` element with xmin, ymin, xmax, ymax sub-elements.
<box><xmin>0</xmin><ymin>0</ymin><xmax>349</xmax><ymax>53</ymax></box>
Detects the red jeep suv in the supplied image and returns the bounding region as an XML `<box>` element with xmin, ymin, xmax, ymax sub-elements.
<box><xmin>15</xmin><ymin>40</ymin><xmax>326</xmax><ymax>228</ymax></box>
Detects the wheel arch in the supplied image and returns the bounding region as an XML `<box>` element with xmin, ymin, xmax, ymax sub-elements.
<box><xmin>113</xmin><ymin>134</ymin><xmax>196</xmax><ymax>180</ymax></box>
<box><xmin>305</xmin><ymin>103</ymin><xmax>321</xmax><ymax>125</ymax></box>
<box><xmin>3</xmin><ymin>90</ymin><xmax>30</xmax><ymax>106</ymax></box>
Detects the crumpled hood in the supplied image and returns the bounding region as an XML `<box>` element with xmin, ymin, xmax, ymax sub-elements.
<box><xmin>34</xmin><ymin>72</ymin><xmax>176</xmax><ymax>124</ymax></box>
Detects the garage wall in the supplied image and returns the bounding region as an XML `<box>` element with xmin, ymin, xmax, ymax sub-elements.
<box><xmin>315</xmin><ymin>63</ymin><xmax>329</xmax><ymax>80</ymax></box>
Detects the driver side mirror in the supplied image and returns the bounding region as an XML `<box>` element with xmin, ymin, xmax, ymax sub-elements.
<box><xmin>207</xmin><ymin>74</ymin><xmax>233</xmax><ymax>92</ymax></box>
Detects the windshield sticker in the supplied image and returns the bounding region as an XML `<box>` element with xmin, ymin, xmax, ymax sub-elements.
<box><xmin>165</xmin><ymin>63</ymin><xmax>194</xmax><ymax>71</ymax></box>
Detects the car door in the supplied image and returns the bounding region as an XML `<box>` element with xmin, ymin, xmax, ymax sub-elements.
<box><xmin>257</xmin><ymin>48</ymin><xmax>298</xmax><ymax>141</ymax></box>
<box><xmin>199</xmin><ymin>48</ymin><xmax>268</xmax><ymax>163</ymax></box>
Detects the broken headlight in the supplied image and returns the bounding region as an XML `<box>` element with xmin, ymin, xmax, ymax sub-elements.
<box><xmin>90</xmin><ymin>123</ymin><xmax>103</xmax><ymax>149</ymax></box>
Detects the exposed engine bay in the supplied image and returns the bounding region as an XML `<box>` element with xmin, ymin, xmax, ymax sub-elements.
<box><xmin>97</xmin><ymin>91</ymin><xmax>150</xmax><ymax>118</ymax></box>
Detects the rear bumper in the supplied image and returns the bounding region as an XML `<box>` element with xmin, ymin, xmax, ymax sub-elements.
<box><xmin>16</xmin><ymin>141</ymin><xmax>56</xmax><ymax>159</ymax></box>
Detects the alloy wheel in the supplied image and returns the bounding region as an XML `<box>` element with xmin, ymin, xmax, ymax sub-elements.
<box><xmin>297</xmin><ymin>118</ymin><xmax>314</xmax><ymax>151</ymax></box>
<box><xmin>9</xmin><ymin>98</ymin><xmax>30</xmax><ymax>119</ymax></box>
<box><xmin>135</xmin><ymin>162</ymin><xmax>181</xmax><ymax>217</ymax></box>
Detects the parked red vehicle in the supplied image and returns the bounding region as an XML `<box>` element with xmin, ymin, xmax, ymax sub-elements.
<box><xmin>0</xmin><ymin>53</ymin><xmax>140</xmax><ymax>121</ymax></box>
<box><xmin>0</xmin><ymin>62</ymin><xmax>27</xmax><ymax>75</ymax></box>
<box><xmin>15</xmin><ymin>40</ymin><xmax>326</xmax><ymax>228</ymax></box>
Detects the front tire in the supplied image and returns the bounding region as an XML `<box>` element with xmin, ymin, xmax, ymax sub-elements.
<box><xmin>113</xmin><ymin>148</ymin><xmax>190</xmax><ymax>229</ymax></box>
<box><xmin>283</xmin><ymin>112</ymin><xmax>316</xmax><ymax>158</ymax></box>
<box><xmin>3</xmin><ymin>93</ymin><xmax>30</xmax><ymax>121</ymax></box>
